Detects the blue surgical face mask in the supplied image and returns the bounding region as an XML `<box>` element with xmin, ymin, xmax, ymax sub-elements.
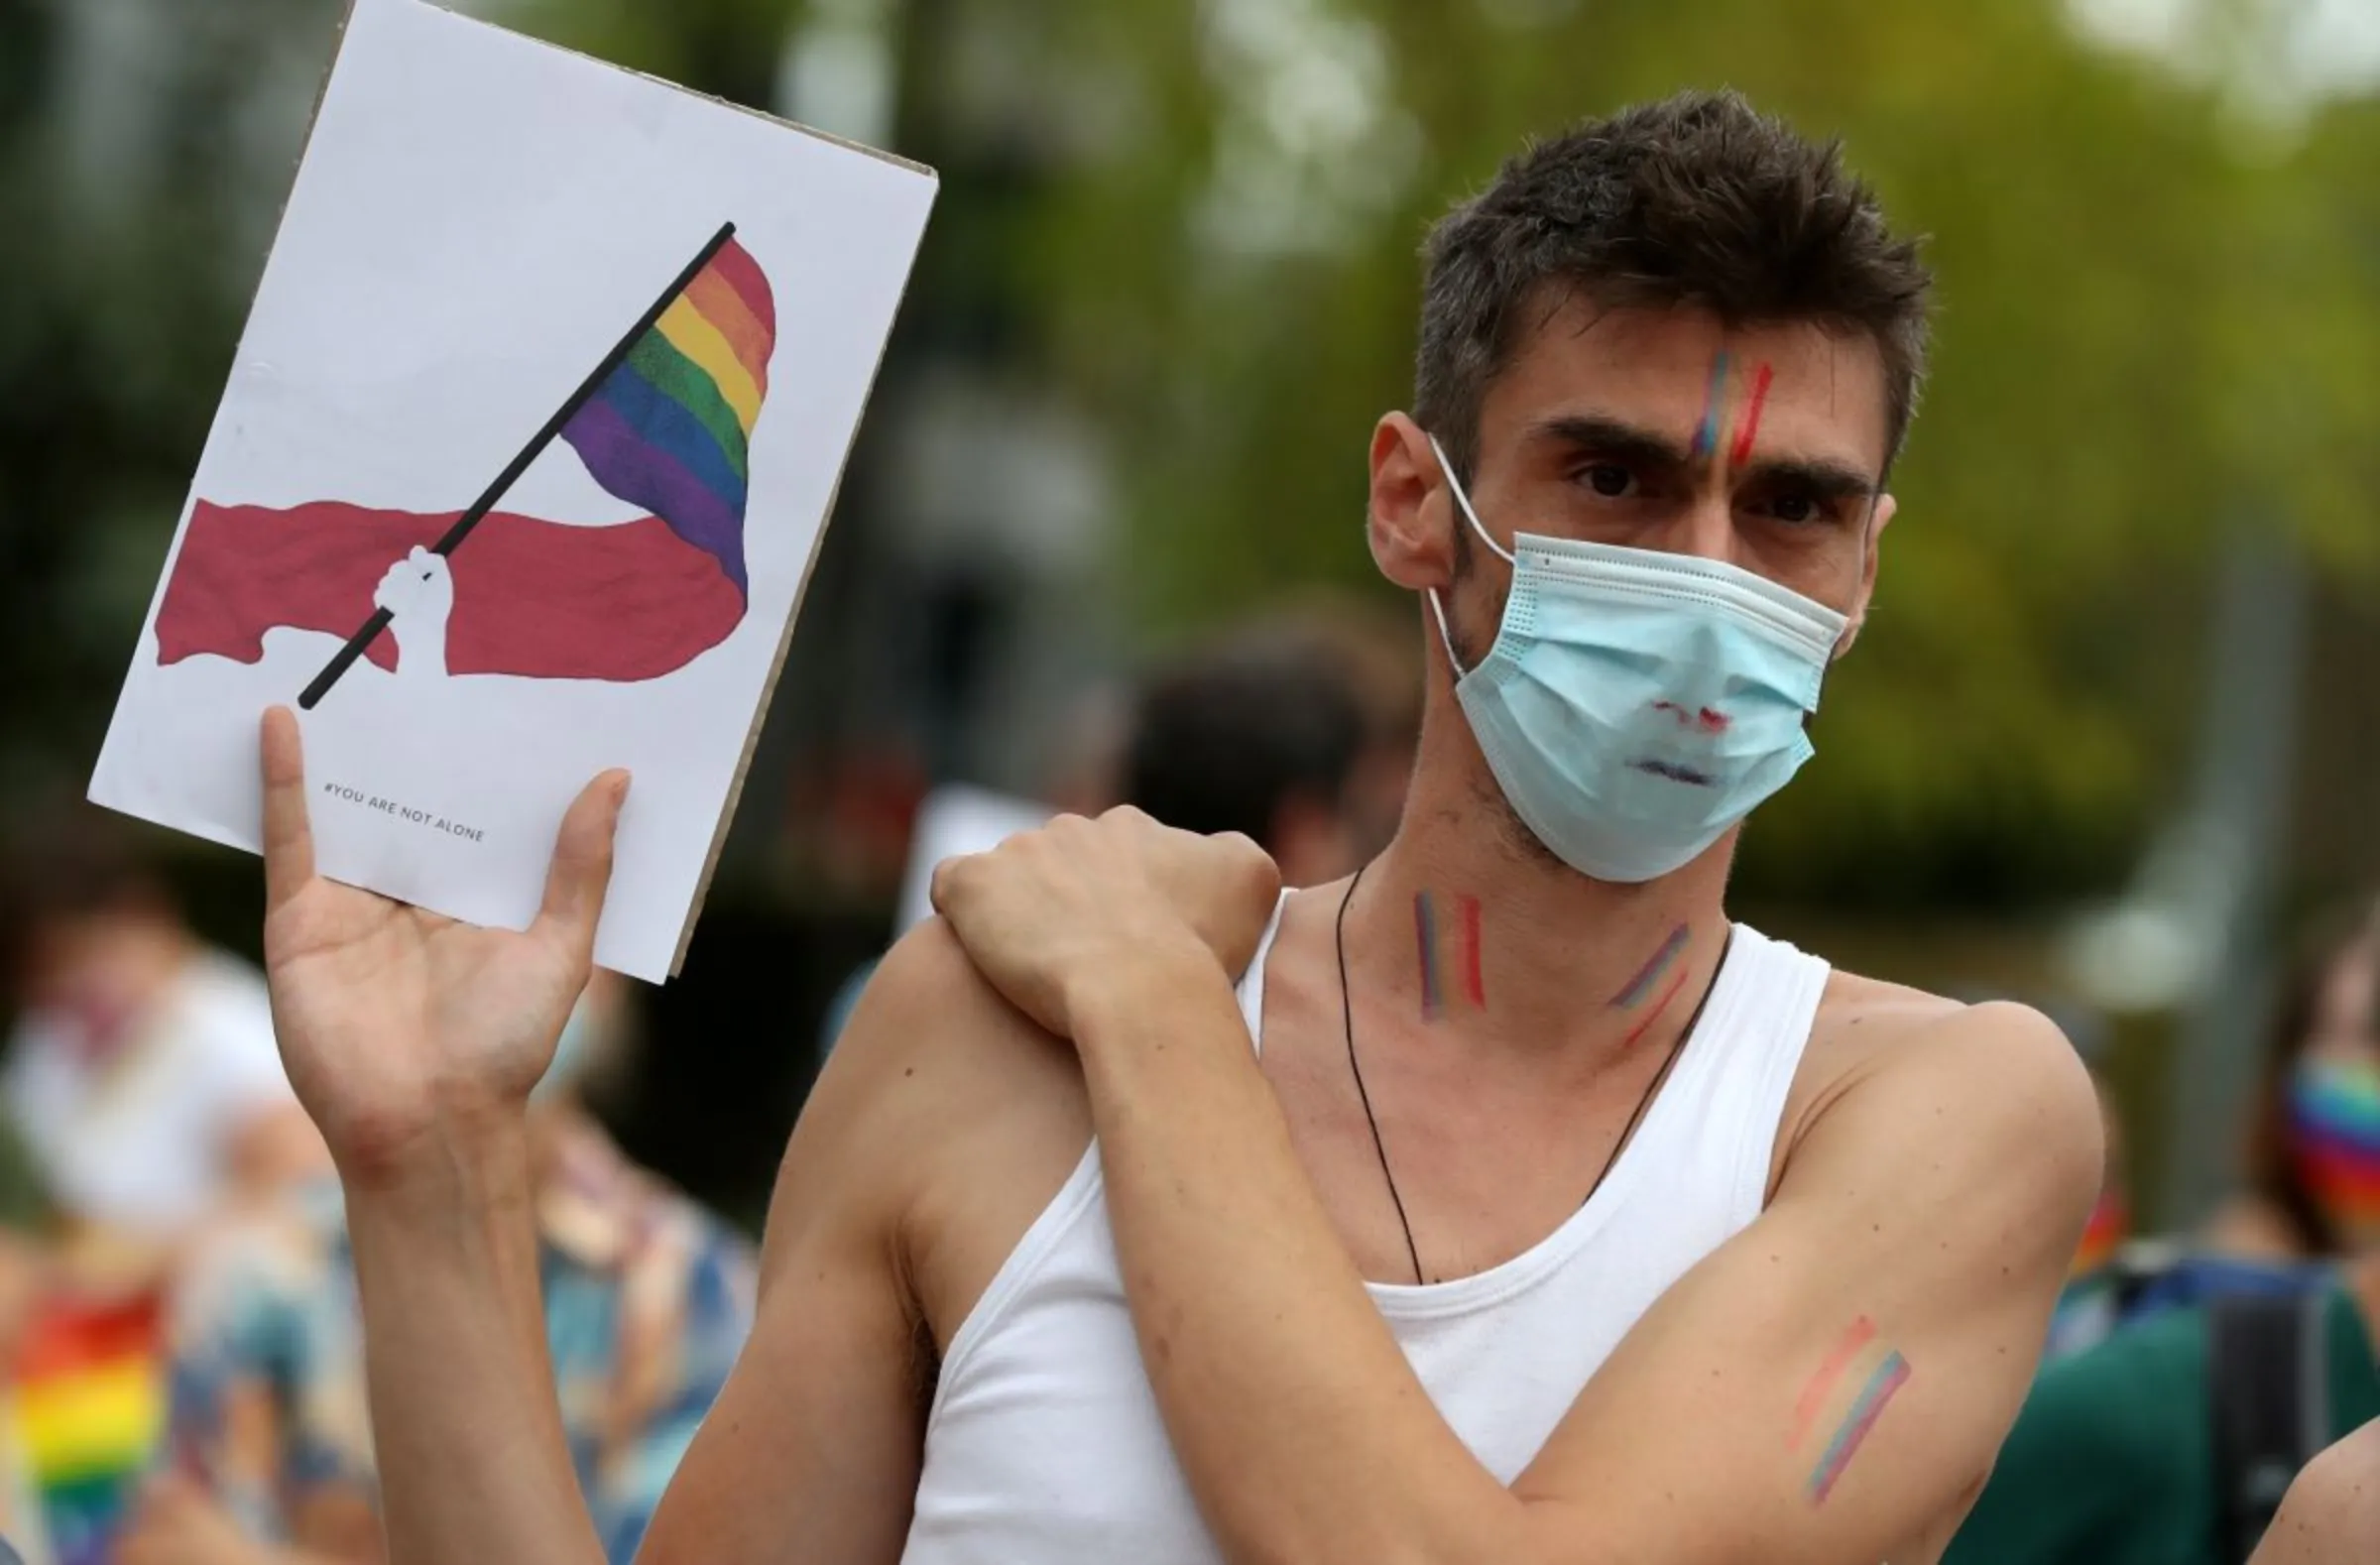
<box><xmin>1425</xmin><ymin>434</ymin><xmax>1849</xmax><ymax>884</ymax></box>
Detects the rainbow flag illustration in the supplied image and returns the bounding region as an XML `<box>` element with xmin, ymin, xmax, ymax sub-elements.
<box><xmin>558</xmin><ymin>233</ymin><xmax>774</xmax><ymax>597</ymax></box>
<box><xmin>265</xmin><ymin>221</ymin><xmax>778</xmax><ymax>710</ymax></box>
<box><xmin>6</xmin><ymin>1292</ymin><xmax>167</xmax><ymax>1565</ymax></box>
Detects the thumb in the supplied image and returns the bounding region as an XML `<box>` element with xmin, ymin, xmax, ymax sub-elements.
<box><xmin>534</xmin><ymin>770</ymin><xmax>630</xmax><ymax>959</ymax></box>
<box><xmin>929</xmin><ymin>852</ymin><xmax>983</xmax><ymax>923</ymax></box>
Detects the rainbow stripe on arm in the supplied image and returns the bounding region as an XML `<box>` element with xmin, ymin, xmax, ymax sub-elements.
<box><xmin>1788</xmin><ymin>1314</ymin><xmax>1912</xmax><ymax>1506</ymax></box>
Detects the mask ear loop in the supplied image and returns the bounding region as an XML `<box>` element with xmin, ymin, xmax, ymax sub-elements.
<box><xmin>1425</xmin><ymin>434</ymin><xmax>1514</xmax><ymax>680</ymax></box>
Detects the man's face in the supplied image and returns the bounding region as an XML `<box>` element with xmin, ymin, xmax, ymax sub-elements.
<box><xmin>1363</xmin><ymin>294</ymin><xmax>1899</xmax><ymax>869</ymax></box>
<box><xmin>1372</xmin><ymin>294</ymin><xmax>1896</xmax><ymax>670</ymax></box>
<box><xmin>2313</xmin><ymin>933</ymin><xmax>2379</xmax><ymax>1060</ymax></box>
<box><xmin>20</xmin><ymin>910</ymin><xmax>176</xmax><ymax>1061</ymax></box>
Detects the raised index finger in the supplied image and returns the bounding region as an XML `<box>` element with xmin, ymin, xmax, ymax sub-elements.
<box><xmin>259</xmin><ymin>706</ymin><xmax>315</xmax><ymax>908</ymax></box>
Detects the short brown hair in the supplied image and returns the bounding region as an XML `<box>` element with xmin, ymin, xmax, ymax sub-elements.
<box><xmin>0</xmin><ymin>803</ymin><xmax>172</xmax><ymax>991</ymax></box>
<box><xmin>1414</xmin><ymin>90</ymin><xmax>1932</xmax><ymax>482</ymax></box>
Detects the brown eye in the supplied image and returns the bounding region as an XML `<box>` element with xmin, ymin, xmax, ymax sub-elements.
<box><xmin>1769</xmin><ymin>491</ymin><xmax>1819</xmax><ymax>525</ymax></box>
<box><xmin>1584</xmin><ymin>463</ymin><xmax>1632</xmax><ymax>497</ymax></box>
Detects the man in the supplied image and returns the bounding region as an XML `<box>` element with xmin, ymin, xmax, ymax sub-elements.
<box><xmin>109</xmin><ymin>973</ymin><xmax>756</xmax><ymax>1565</ymax></box>
<box><xmin>1137</xmin><ymin>598</ymin><xmax>1423</xmax><ymax>868</ymax></box>
<box><xmin>1118</xmin><ymin>627</ymin><xmax>1375</xmax><ymax>889</ymax></box>
<box><xmin>245</xmin><ymin>91</ymin><xmax>2101</xmax><ymax>1565</ymax></box>
<box><xmin>0</xmin><ymin>810</ymin><xmax>320</xmax><ymax>1243</ymax></box>
<box><xmin>0</xmin><ymin>813</ymin><xmax>319</xmax><ymax>1565</ymax></box>
<box><xmin>822</xmin><ymin>622</ymin><xmax>1378</xmax><ymax>1054</ymax></box>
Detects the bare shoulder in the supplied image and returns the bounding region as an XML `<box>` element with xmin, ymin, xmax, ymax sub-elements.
<box><xmin>1772</xmin><ymin>967</ymin><xmax>2103</xmax><ymax>1241</ymax></box>
<box><xmin>2255</xmin><ymin>1418</ymin><xmax>2380</xmax><ymax>1564</ymax></box>
<box><xmin>765</xmin><ymin>918</ymin><xmax>1094</xmax><ymax>1350</ymax></box>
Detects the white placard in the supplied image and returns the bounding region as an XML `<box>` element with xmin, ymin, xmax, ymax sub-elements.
<box><xmin>88</xmin><ymin>0</ymin><xmax>936</xmax><ymax>982</ymax></box>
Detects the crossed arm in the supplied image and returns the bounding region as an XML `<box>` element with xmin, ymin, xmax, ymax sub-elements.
<box><xmin>1060</xmin><ymin>940</ymin><xmax>2104</xmax><ymax>1565</ymax></box>
<box><xmin>259</xmin><ymin>689</ymin><xmax>2099</xmax><ymax>1565</ymax></box>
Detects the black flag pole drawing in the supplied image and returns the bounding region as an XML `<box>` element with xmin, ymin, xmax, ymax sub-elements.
<box><xmin>297</xmin><ymin>220</ymin><xmax>742</xmax><ymax>710</ymax></box>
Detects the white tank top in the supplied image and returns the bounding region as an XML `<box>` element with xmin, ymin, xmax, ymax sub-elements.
<box><xmin>899</xmin><ymin>909</ymin><xmax>1830</xmax><ymax>1564</ymax></box>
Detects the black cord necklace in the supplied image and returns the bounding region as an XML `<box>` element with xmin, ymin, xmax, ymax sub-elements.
<box><xmin>1333</xmin><ymin>862</ymin><xmax>1729</xmax><ymax>1286</ymax></box>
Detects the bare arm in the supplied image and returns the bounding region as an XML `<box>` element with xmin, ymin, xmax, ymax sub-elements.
<box><xmin>2250</xmin><ymin>1419</ymin><xmax>2380</xmax><ymax>1565</ymax></box>
<box><xmin>927</xmin><ymin>812</ymin><xmax>2102</xmax><ymax>1565</ymax></box>
<box><xmin>633</xmin><ymin>930</ymin><xmax>968</xmax><ymax>1565</ymax></box>
<box><xmin>254</xmin><ymin>711</ymin><xmax>932</xmax><ymax>1565</ymax></box>
<box><xmin>1060</xmin><ymin>943</ymin><xmax>2096</xmax><ymax>1565</ymax></box>
<box><xmin>340</xmin><ymin>1116</ymin><xmax>600</xmax><ymax>1565</ymax></box>
<box><xmin>339</xmin><ymin>975</ymin><xmax>934</xmax><ymax>1565</ymax></box>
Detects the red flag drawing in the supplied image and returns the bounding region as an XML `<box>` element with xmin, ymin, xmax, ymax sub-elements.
<box><xmin>155</xmin><ymin>501</ymin><xmax>745</xmax><ymax>681</ymax></box>
<box><xmin>154</xmin><ymin>224</ymin><xmax>777</xmax><ymax>701</ymax></box>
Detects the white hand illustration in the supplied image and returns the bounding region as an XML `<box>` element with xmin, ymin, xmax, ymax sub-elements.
<box><xmin>374</xmin><ymin>546</ymin><xmax>453</xmax><ymax>680</ymax></box>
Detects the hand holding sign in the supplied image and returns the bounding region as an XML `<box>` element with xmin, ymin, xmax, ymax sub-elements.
<box><xmin>85</xmin><ymin>0</ymin><xmax>936</xmax><ymax>982</ymax></box>
<box><xmin>256</xmin><ymin>707</ymin><xmax>626</xmax><ymax>1182</ymax></box>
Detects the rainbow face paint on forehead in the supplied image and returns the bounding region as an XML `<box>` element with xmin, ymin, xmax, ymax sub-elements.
<box><xmin>1691</xmin><ymin>350</ymin><xmax>1734</xmax><ymax>460</ymax></box>
<box><xmin>2288</xmin><ymin>1054</ymin><xmax>2380</xmax><ymax>1245</ymax></box>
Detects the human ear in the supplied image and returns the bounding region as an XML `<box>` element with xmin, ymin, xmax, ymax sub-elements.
<box><xmin>1368</xmin><ymin>413</ymin><xmax>1456</xmax><ymax>593</ymax></box>
<box><xmin>1832</xmin><ymin>491</ymin><xmax>1896</xmax><ymax>658</ymax></box>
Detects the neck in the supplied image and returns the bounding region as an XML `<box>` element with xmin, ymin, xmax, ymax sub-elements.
<box><xmin>1340</xmin><ymin>739</ymin><xmax>1736</xmax><ymax>1072</ymax></box>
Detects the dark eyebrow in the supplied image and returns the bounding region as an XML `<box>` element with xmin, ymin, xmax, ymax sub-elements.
<box><xmin>1528</xmin><ymin>414</ymin><xmax>1695</xmax><ymax>472</ymax></box>
<box><xmin>1526</xmin><ymin>414</ymin><xmax>1880</xmax><ymax>504</ymax></box>
<box><xmin>1737</xmin><ymin>454</ymin><xmax>1879</xmax><ymax>505</ymax></box>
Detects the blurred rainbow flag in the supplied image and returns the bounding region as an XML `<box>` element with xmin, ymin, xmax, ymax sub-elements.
<box><xmin>6</xmin><ymin>1292</ymin><xmax>166</xmax><ymax>1565</ymax></box>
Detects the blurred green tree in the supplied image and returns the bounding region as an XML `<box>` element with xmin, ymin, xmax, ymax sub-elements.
<box><xmin>6</xmin><ymin>0</ymin><xmax>2373</xmax><ymax>922</ymax></box>
<box><xmin>1009</xmin><ymin>0</ymin><xmax>2380</xmax><ymax>908</ymax></box>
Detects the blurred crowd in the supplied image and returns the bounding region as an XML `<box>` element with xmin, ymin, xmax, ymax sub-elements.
<box><xmin>0</xmin><ymin>601</ymin><xmax>1418</xmax><ymax>1565</ymax></box>
<box><xmin>0</xmin><ymin>596</ymin><xmax>2371</xmax><ymax>1565</ymax></box>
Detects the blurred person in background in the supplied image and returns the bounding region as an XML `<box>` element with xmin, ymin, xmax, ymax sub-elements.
<box><xmin>110</xmin><ymin>970</ymin><xmax>756</xmax><ymax>1565</ymax></box>
<box><xmin>1119</xmin><ymin>628</ymin><xmax>1377</xmax><ymax>890</ymax></box>
<box><xmin>817</xmin><ymin>616</ymin><xmax>1381</xmax><ymax>1056</ymax></box>
<box><xmin>1946</xmin><ymin>893</ymin><xmax>2380</xmax><ymax>1565</ymax></box>
<box><xmin>1213</xmin><ymin>596</ymin><xmax>1422</xmax><ymax>865</ymax></box>
<box><xmin>0</xmin><ymin>809</ymin><xmax>321</xmax><ymax>1252</ymax></box>
<box><xmin>0</xmin><ymin>810</ymin><xmax>322</xmax><ymax>1565</ymax></box>
<box><xmin>2204</xmin><ymin>899</ymin><xmax>2380</xmax><ymax>1263</ymax></box>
